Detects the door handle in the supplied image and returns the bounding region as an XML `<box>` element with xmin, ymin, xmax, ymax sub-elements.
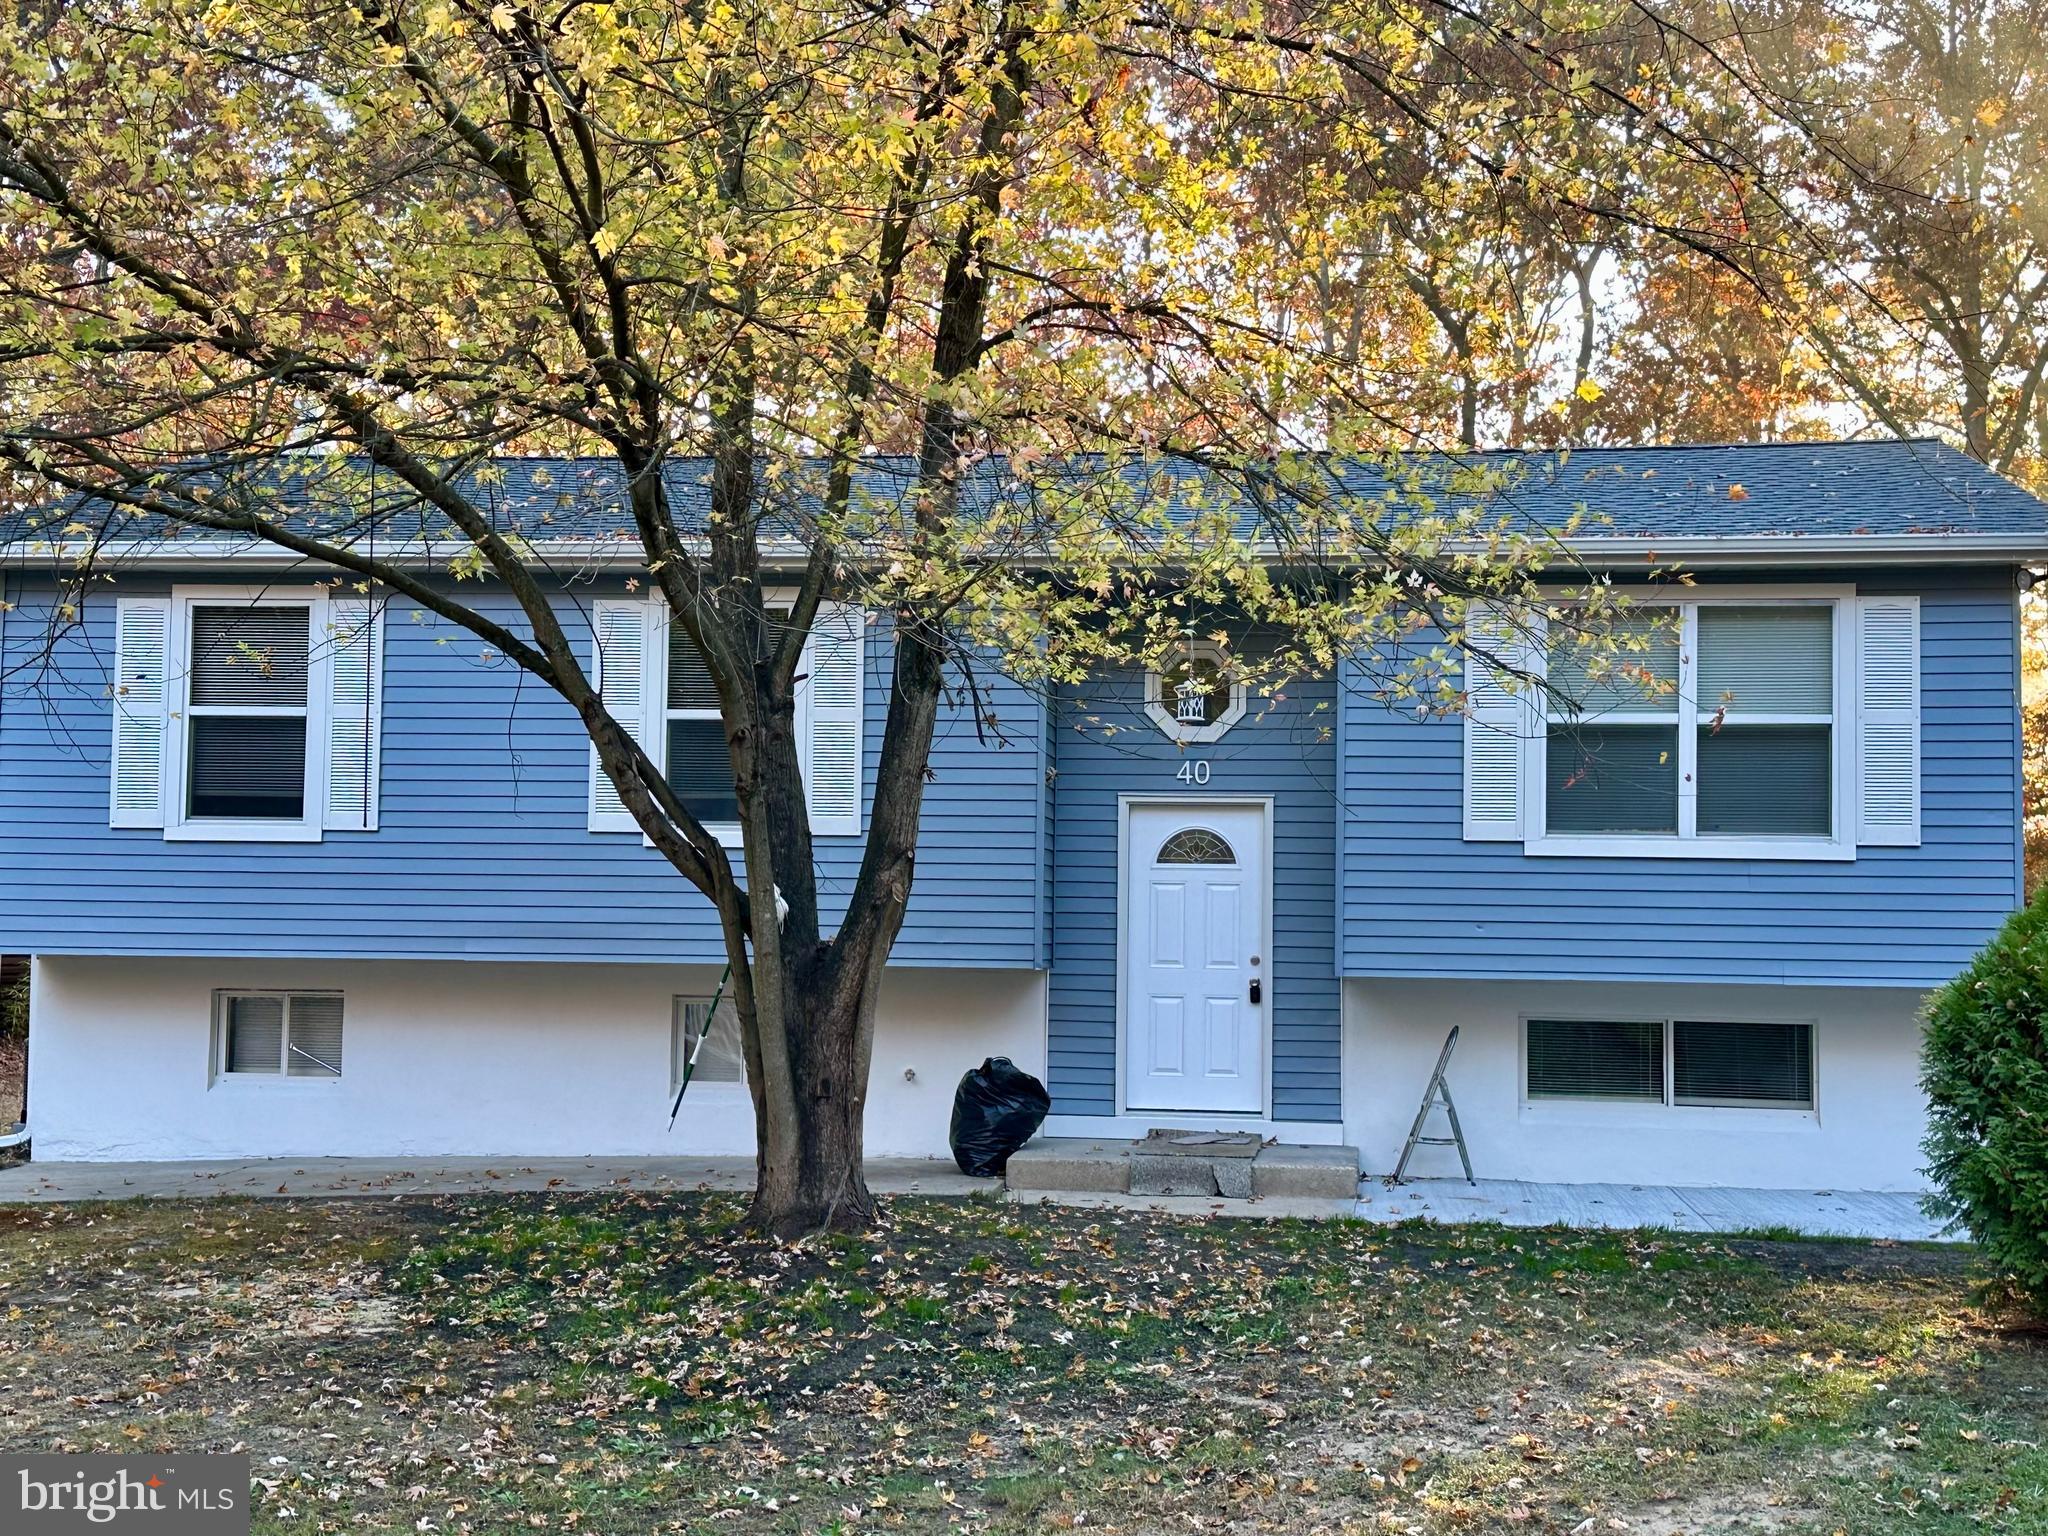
<box><xmin>1249</xmin><ymin>978</ymin><xmax>1261</xmax><ymax>1005</ymax></box>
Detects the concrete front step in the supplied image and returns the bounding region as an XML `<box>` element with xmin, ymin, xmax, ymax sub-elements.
<box><xmin>1006</xmin><ymin>1136</ymin><xmax>1360</xmax><ymax>1200</ymax></box>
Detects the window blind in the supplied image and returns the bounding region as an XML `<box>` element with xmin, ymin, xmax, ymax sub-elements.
<box><xmin>1544</xmin><ymin>724</ymin><xmax>1679</xmax><ymax>833</ymax></box>
<box><xmin>224</xmin><ymin>995</ymin><xmax>285</xmax><ymax>1075</ymax></box>
<box><xmin>189</xmin><ymin>606</ymin><xmax>309</xmax><ymax>707</ymax></box>
<box><xmin>1674</xmin><ymin>1021</ymin><xmax>1813</xmax><ymax>1108</ymax></box>
<box><xmin>665</xmin><ymin>717</ymin><xmax>740</xmax><ymax>824</ymax></box>
<box><xmin>186</xmin><ymin>605</ymin><xmax>312</xmax><ymax>823</ymax></box>
<box><xmin>1526</xmin><ymin>1019</ymin><xmax>1665</xmax><ymax>1102</ymax></box>
<box><xmin>287</xmin><ymin>995</ymin><xmax>345</xmax><ymax>1078</ymax></box>
<box><xmin>667</xmin><ymin>624</ymin><xmax>720</xmax><ymax>710</ymax></box>
<box><xmin>1697</xmin><ymin>606</ymin><xmax>1832</xmax><ymax>714</ymax></box>
<box><xmin>189</xmin><ymin>716</ymin><xmax>310</xmax><ymax>820</ymax></box>
<box><xmin>674</xmin><ymin>996</ymin><xmax>745</xmax><ymax>1086</ymax></box>
<box><xmin>1697</xmin><ymin>725</ymin><xmax>1831</xmax><ymax>836</ymax></box>
<box><xmin>1546</xmin><ymin>612</ymin><xmax>1679</xmax><ymax>716</ymax></box>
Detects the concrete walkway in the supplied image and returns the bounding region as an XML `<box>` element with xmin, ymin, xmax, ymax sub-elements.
<box><xmin>0</xmin><ymin>1157</ymin><xmax>1960</xmax><ymax>1241</ymax></box>
<box><xmin>1355</xmin><ymin>1177</ymin><xmax>1956</xmax><ymax>1241</ymax></box>
<box><xmin>0</xmin><ymin>1155</ymin><xmax>987</xmax><ymax>1203</ymax></box>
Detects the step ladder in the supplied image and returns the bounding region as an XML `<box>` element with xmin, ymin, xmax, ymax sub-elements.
<box><xmin>1393</xmin><ymin>1026</ymin><xmax>1474</xmax><ymax>1184</ymax></box>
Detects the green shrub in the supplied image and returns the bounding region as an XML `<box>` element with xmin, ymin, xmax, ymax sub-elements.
<box><xmin>1921</xmin><ymin>892</ymin><xmax>2048</xmax><ymax>1310</ymax></box>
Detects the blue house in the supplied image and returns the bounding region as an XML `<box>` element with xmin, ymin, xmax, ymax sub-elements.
<box><xmin>1</xmin><ymin>439</ymin><xmax>2040</xmax><ymax>1190</ymax></box>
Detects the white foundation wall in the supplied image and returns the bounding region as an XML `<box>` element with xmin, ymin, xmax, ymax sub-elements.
<box><xmin>26</xmin><ymin>956</ymin><xmax>1045</xmax><ymax>1162</ymax></box>
<box><xmin>1344</xmin><ymin>978</ymin><xmax>1933</xmax><ymax>1191</ymax></box>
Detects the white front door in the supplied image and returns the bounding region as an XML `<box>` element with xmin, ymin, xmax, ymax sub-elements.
<box><xmin>1124</xmin><ymin>801</ymin><xmax>1267</xmax><ymax>1113</ymax></box>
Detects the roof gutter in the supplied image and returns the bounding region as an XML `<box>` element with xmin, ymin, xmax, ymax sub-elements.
<box><xmin>6</xmin><ymin>531</ymin><xmax>2047</xmax><ymax>571</ymax></box>
<box><xmin>1535</xmin><ymin>533</ymin><xmax>2048</xmax><ymax>567</ymax></box>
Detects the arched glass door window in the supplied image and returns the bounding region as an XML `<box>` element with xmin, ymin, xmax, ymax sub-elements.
<box><xmin>1157</xmin><ymin>827</ymin><xmax>1236</xmax><ymax>864</ymax></box>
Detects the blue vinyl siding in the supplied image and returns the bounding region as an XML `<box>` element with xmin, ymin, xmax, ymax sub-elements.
<box><xmin>1336</xmin><ymin>569</ymin><xmax>2024</xmax><ymax>987</ymax></box>
<box><xmin>1047</xmin><ymin>657</ymin><xmax>1341</xmax><ymax>1122</ymax></box>
<box><xmin>0</xmin><ymin>578</ymin><xmax>1044</xmax><ymax>967</ymax></box>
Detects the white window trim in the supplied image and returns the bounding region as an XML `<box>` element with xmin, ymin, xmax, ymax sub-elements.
<box><xmin>1143</xmin><ymin>639</ymin><xmax>1248</xmax><ymax>744</ymax></box>
<box><xmin>647</xmin><ymin>593</ymin><xmax>811</xmax><ymax>851</ymax></box>
<box><xmin>1525</xmin><ymin>586</ymin><xmax>1856</xmax><ymax>862</ymax></box>
<box><xmin>209</xmin><ymin>988</ymin><xmax>345</xmax><ymax>1086</ymax></box>
<box><xmin>165</xmin><ymin>586</ymin><xmax>331</xmax><ymax>843</ymax></box>
<box><xmin>1517</xmin><ymin>1010</ymin><xmax>1820</xmax><ymax>1126</ymax></box>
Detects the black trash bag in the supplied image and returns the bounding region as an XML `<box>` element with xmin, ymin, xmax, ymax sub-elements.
<box><xmin>949</xmin><ymin>1057</ymin><xmax>1051</xmax><ymax>1177</ymax></box>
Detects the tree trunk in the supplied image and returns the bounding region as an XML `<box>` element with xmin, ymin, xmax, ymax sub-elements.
<box><xmin>747</xmin><ymin>963</ymin><xmax>880</xmax><ymax>1237</ymax></box>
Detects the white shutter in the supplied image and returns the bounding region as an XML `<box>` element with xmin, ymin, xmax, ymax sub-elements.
<box><xmin>1855</xmin><ymin>595</ymin><xmax>1920</xmax><ymax>847</ymax></box>
<box><xmin>1462</xmin><ymin>603</ymin><xmax>1535</xmax><ymax>842</ymax></box>
<box><xmin>589</xmin><ymin>597</ymin><xmax>653</xmax><ymax>833</ymax></box>
<box><xmin>111</xmin><ymin>597</ymin><xmax>171</xmax><ymax>828</ymax></box>
<box><xmin>803</xmin><ymin>603</ymin><xmax>864</xmax><ymax>837</ymax></box>
<box><xmin>324</xmin><ymin>600</ymin><xmax>382</xmax><ymax>831</ymax></box>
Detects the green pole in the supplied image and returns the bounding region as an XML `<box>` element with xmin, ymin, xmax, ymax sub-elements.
<box><xmin>668</xmin><ymin>962</ymin><xmax>733</xmax><ymax>1132</ymax></box>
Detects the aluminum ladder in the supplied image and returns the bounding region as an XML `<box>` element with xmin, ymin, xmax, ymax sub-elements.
<box><xmin>1393</xmin><ymin>1026</ymin><xmax>1474</xmax><ymax>1184</ymax></box>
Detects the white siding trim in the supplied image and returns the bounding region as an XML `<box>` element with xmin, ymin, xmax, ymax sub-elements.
<box><xmin>1854</xmin><ymin>595</ymin><xmax>1921</xmax><ymax>847</ymax></box>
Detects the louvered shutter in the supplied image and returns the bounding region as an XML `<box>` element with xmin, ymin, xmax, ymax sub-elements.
<box><xmin>589</xmin><ymin>598</ymin><xmax>653</xmax><ymax>832</ymax></box>
<box><xmin>324</xmin><ymin>600</ymin><xmax>382</xmax><ymax>831</ymax></box>
<box><xmin>111</xmin><ymin>597</ymin><xmax>171</xmax><ymax>828</ymax></box>
<box><xmin>804</xmin><ymin>603</ymin><xmax>864</xmax><ymax>837</ymax></box>
<box><xmin>1462</xmin><ymin>604</ymin><xmax>1534</xmax><ymax>842</ymax></box>
<box><xmin>1854</xmin><ymin>595</ymin><xmax>1920</xmax><ymax>847</ymax></box>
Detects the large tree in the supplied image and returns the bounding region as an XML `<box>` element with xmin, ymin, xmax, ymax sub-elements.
<box><xmin>0</xmin><ymin>0</ymin><xmax>1851</xmax><ymax>1232</ymax></box>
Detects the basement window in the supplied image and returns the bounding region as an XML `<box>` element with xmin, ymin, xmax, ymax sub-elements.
<box><xmin>672</xmin><ymin>995</ymin><xmax>745</xmax><ymax>1089</ymax></box>
<box><xmin>1526</xmin><ymin>1017</ymin><xmax>1813</xmax><ymax>1111</ymax></box>
<box><xmin>213</xmin><ymin>991</ymin><xmax>344</xmax><ymax>1080</ymax></box>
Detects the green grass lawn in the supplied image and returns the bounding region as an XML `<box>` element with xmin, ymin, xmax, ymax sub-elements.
<box><xmin>0</xmin><ymin>1193</ymin><xmax>2041</xmax><ymax>1533</ymax></box>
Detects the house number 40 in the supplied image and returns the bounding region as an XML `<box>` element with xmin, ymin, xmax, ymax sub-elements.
<box><xmin>1175</xmin><ymin>760</ymin><xmax>1212</xmax><ymax>785</ymax></box>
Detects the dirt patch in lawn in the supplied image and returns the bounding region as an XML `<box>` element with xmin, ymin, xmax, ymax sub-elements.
<box><xmin>0</xmin><ymin>1195</ymin><xmax>2041</xmax><ymax>1535</ymax></box>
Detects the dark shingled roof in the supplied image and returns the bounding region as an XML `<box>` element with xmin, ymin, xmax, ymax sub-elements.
<box><xmin>1439</xmin><ymin>439</ymin><xmax>2048</xmax><ymax>538</ymax></box>
<box><xmin>4</xmin><ymin>438</ymin><xmax>2044</xmax><ymax>554</ymax></box>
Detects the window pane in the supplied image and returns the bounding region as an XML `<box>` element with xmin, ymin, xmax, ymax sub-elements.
<box><xmin>1527</xmin><ymin>1019</ymin><xmax>1664</xmax><ymax>1102</ymax></box>
<box><xmin>675</xmin><ymin>996</ymin><xmax>745</xmax><ymax>1086</ymax></box>
<box><xmin>286</xmin><ymin>996</ymin><xmax>344</xmax><ymax>1078</ymax></box>
<box><xmin>225</xmin><ymin>995</ymin><xmax>283</xmax><ymax>1074</ymax></box>
<box><xmin>1697</xmin><ymin>606</ymin><xmax>1832</xmax><ymax>715</ymax></box>
<box><xmin>668</xmin><ymin>624</ymin><xmax>719</xmax><ymax>710</ymax></box>
<box><xmin>189</xmin><ymin>716</ymin><xmax>307</xmax><ymax>820</ymax></box>
<box><xmin>1546</xmin><ymin>612</ymin><xmax>1679</xmax><ymax>717</ymax></box>
<box><xmin>1697</xmin><ymin>725</ymin><xmax>1831</xmax><ymax>836</ymax></box>
<box><xmin>1675</xmin><ymin>1021</ymin><xmax>1813</xmax><ymax>1108</ymax></box>
<box><xmin>665</xmin><ymin>717</ymin><xmax>739</xmax><ymax>824</ymax></box>
<box><xmin>190</xmin><ymin>606</ymin><xmax>309</xmax><ymax>707</ymax></box>
<box><xmin>1545</xmin><ymin>724</ymin><xmax>1678</xmax><ymax>833</ymax></box>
